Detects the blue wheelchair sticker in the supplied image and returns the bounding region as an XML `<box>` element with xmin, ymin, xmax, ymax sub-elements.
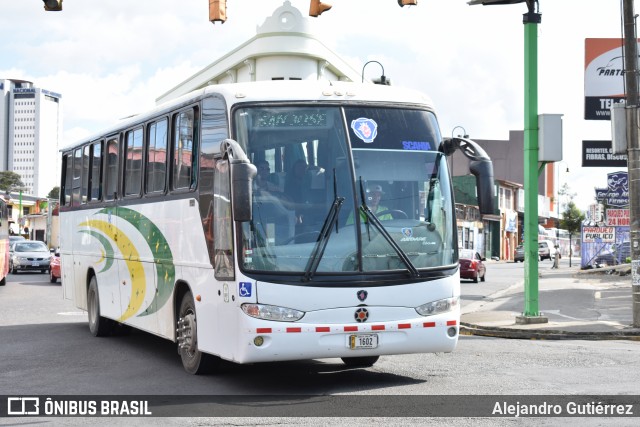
<box><xmin>239</xmin><ymin>282</ymin><xmax>252</xmax><ymax>298</ymax></box>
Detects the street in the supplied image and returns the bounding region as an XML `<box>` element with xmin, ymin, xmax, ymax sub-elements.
<box><xmin>1</xmin><ymin>265</ymin><xmax>639</xmax><ymax>425</ymax></box>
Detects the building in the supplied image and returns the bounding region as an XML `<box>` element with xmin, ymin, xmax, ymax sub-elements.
<box><xmin>451</xmin><ymin>130</ymin><xmax>554</xmax><ymax>261</ymax></box>
<box><xmin>0</xmin><ymin>78</ymin><xmax>62</xmax><ymax>197</ymax></box>
<box><xmin>156</xmin><ymin>1</ymin><xmax>363</xmax><ymax>105</ymax></box>
<box><xmin>2</xmin><ymin>192</ymin><xmax>59</xmax><ymax>248</ymax></box>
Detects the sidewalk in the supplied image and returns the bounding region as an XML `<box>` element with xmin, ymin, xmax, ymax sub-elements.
<box><xmin>460</xmin><ymin>260</ymin><xmax>640</xmax><ymax>340</ymax></box>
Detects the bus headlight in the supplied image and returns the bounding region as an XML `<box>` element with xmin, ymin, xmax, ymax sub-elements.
<box><xmin>415</xmin><ymin>297</ymin><xmax>459</xmax><ymax>316</ymax></box>
<box><xmin>241</xmin><ymin>303</ymin><xmax>305</xmax><ymax>322</ymax></box>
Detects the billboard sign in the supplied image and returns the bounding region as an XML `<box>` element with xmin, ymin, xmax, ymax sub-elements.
<box><xmin>606</xmin><ymin>171</ymin><xmax>629</xmax><ymax>207</ymax></box>
<box><xmin>582</xmin><ymin>226</ymin><xmax>615</xmax><ymax>243</ymax></box>
<box><xmin>584</xmin><ymin>38</ymin><xmax>638</xmax><ymax>120</ymax></box>
<box><xmin>582</xmin><ymin>140</ymin><xmax>628</xmax><ymax>167</ymax></box>
<box><xmin>606</xmin><ymin>208</ymin><xmax>629</xmax><ymax>226</ymax></box>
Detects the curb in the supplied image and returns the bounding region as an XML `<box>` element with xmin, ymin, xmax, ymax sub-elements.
<box><xmin>459</xmin><ymin>323</ymin><xmax>640</xmax><ymax>341</ymax></box>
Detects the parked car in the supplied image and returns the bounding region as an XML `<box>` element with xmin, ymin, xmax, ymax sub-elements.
<box><xmin>459</xmin><ymin>249</ymin><xmax>486</xmax><ymax>283</ymax></box>
<box><xmin>9</xmin><ymin>235</ymin><xmax>25</xmax><ymax>244</ymax></box>
<box><xmin>9</xmin><ymin>241</ymin><xmax>52</xmax><ymax>274</ymax></box>
<box><xmin>514</xmin><ymin>245</ymin><xmax>525</xmax><ymax>262</ymax></box>
<box><xmin>50</xmin><ymin>250</ymin><xmax>61</xmax><ymax>283</ymax></box>
<box><xmin>538</xmin><ymin>240</ymin><xmax>560</xmax><ymax>261</ymax></box>
<box><xmin>594</xmin><ymin>241</ymin><xmax>631</xmax><ymax>266</ymax></box>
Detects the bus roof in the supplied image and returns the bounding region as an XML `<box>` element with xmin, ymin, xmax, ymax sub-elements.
<box><xmin>61</xmin><ymin>80</ymin><xmax>436</xmax><ymax>152</ymax></box>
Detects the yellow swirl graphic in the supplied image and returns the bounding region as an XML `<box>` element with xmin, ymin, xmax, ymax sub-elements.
<box><xmin>80</xmin><ymin>219</ymin><xmax>146</xmax><ymax>322</ymax></box>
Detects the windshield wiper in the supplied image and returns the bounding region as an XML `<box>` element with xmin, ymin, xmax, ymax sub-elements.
<box><xmin>358</xmin><ymin>179</ymin><xmax>419</xmax><ymax>278</ymax></box>
<box><xmin>304</xmin><ymin>169</ymin><xmax>344</xmax><ymax>281</ymax></box>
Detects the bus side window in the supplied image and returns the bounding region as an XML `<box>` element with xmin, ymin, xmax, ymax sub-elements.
<box><xmin>124</xmin><ymin>127</ymin><xmax>143</xmax><ymax>197</ymax></box>
<box><xmin>213</xmin><ymin>159</ymin><xmax>234</xmax><ymax>280</ymax></box>
<box><xmin>172</xmin><ymin>108</ymin><xmax>197</xmax><ymax>191</ymax></box>
<box><xmin>146</xmin><ymin>119</ymin><xmax>168</xmax><ymax>194</ymax></box>
<box><xmin>104</xmin><ymin>136</ymin><xmax>119</xmax><ymax>201</ymax></box>
<box><xmin>62</xmin><ymin>153</ymin><xmax>73</xmax><ymax>206</ymax></box>
<box><xmin>72</xmin><ymin>148</ymin><xmax>82</xmax><ymax>207</ymax></box>
<box><xmin>81</xmin><ymin>145</ymin><xmax>90</xmax><ymax>204</ymax></box>
<box><xmin>89</xmin><ymin>141</ymin><xmax>103</xmax><ymax>202</ymax></box>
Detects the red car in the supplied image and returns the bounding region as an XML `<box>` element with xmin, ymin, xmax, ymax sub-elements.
<box><xmin>459</xmin><ymin>249</ymin><xmax>486</xmax><ymax>283</ymax></box>
<box><xmin>50</xmin><ymin>252</ymin><xmax>61</xmax><ymax>283</ymax></box>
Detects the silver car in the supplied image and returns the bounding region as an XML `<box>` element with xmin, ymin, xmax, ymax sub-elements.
<box><xmin>9</xmin><ymin>241</ymin><xmax>52</xmax><ymax>274</ymax></box>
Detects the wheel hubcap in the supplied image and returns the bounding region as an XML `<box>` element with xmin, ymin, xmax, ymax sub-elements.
<box><xmin>177</xmin><ymin>313</ymin><xmax>197</xmax><ymax>355</ymax></box>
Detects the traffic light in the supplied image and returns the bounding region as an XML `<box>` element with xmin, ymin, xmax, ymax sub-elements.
<box><xmin>42</xmin><ymin>0</ymin><xmax>62</xmax><ymax>11</ymax></box>
<box><xmin>309</xmin><ymin>0</ymin><xmax>332</xmax><ymax>17</ymax></box>
<box><xmin>209</xmin><ymin>0</ymin><xmax>227</xmax><ymax>23</ymax></box>
<box><xmin>398</xmin><ymin>0</ymin><xmax>418</xmax><ymax>6</ymax></box>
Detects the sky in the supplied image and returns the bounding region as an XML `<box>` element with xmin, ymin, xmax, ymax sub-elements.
<box><xmin>0</xmin><ymin>0</ymin><xmax>628</xmax><ymax>211</ymax></box>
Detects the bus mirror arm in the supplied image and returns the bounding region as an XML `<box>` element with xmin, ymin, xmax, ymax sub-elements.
<box><xmin>440</xmin><ymin>137</ymin><xmax>495</xmax><ymax>215</ymax></box>
<box><xmin>220</xmin><ymin>139</ymin><xmax>257</xmax><ymax>222</ymax></box>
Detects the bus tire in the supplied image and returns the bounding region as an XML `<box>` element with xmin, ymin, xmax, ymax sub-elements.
<box><xmin>341</xmin><ymin>356</ymin><xmax>379</xmax><ymax>368</ymax></box>
<box><xmin>87</xmin><ymin>276</ymin><xmax>112</xmax><ymax>337</ymax></box>
<box><xmin>177</xmin><ymin>291</ymin><xmax>219</xmax><ymax>375</ymax></box>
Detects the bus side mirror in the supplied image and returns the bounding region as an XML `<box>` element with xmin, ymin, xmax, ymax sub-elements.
<box><xmin>231</xmin><ymin>162</ymin><xmax>257</xmax><ymax>222</ymax></box>
<box><xmin>469</xmin><ymin>159</ymin><xmax>495</xmax><ymax>215</ymax></box>
<box><xmin>440</xmin><ymin>136</ymin><xmax>495</xmax><ymax>215</ymax></box>
<box><xmin>220</xmin><ymin>138</ymin><xmax>257</xmax><ymax>222</ymax></box>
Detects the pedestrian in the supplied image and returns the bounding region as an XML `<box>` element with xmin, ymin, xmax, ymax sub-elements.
<box><xmin>551</xmin><ymin>245</ymin><xmax>560</xmax><ymax>269</ymax></box>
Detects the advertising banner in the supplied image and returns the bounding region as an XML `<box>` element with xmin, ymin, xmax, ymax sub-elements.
<box><xmin>582</xmin><ymin>140</ymin><xmax>627</xmax><ymax>167</ymax></box>
<box><xmin>584</xmin><ymin>38</ymin><xmax>640</xmax><ymax>120</ymax></box>
<box><xmin>606</xmin><ymin>171</ymin><xmax>629</xmax><ymax>207</ymax></box>
<box><xmin>606</xmin><ymin>209</ymin><xmax>629</xmax><ymax>226</ymax></box>
<box><xmin>582</xmin><ymin>226</ymin><xmax>615</xmax><ymax>243</ymax></box>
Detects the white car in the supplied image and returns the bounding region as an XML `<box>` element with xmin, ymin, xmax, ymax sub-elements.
<box><xmin>538</xmin><ymin>240</ymin><xmax>560</xmax><ymax>261</ymax></box>
<box><xmin>9</xmin><ymin>241</ymin><xmax>52</xmax><ymax>274</ymax></box>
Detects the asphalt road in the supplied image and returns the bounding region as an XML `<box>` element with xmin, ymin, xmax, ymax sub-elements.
<box><xmin>1</xmin><ymin>268</ymin><xmax>639</xmax><ymax>426</ymax></box>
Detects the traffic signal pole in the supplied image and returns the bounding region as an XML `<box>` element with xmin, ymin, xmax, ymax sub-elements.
<box><xmin>517</xmin><ymin>5</ymin><xmax>547</xmax><ymax>323</ymax></box>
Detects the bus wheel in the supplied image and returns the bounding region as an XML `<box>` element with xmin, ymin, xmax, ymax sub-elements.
<box><xmin>341</xmin><ymin>356</ymin><xmax>379</xmax><ymax>368</ymax></box>
<box><xmin>87</xmin><ymin>276</ymin><xmax>112</xmax><ymax>337</ymax></box>
<box><xmin>177</xmin><ymin>291</ymin><xmax>219</xmax><ymax>375</ymax></box>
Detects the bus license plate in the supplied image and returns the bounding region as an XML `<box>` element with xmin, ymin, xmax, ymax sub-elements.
<box><xmin>349</xmin><ymin>334</ymin><xmax>378</xmax><ymax>349</ymax></box>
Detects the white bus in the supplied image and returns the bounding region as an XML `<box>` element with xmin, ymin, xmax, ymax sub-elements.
<box><xmin>60</xmin><ymin>81</ymin><xmax>494</xmax><ymax>374</ymax></box>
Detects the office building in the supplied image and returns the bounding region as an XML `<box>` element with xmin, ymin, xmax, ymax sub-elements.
<box><xmin>0</xmin><ymin>78</ymin><xmax>62</xmax><ymax>197</ymax></box>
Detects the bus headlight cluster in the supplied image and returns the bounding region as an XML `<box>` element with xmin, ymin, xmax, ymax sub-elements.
<box><xmin>415</xmin><ymin>297</ymin><xmax>459</xmax><ymax>317</ymax></box>
<box><xmin>241</xmin><ymin>303</ymin><xmax>305</xmax><ymax>322</ymax></box>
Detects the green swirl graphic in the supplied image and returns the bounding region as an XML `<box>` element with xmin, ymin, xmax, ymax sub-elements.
<box><xmin>79</xmin><ymin>230</ymin><xmax>114</xmax><ymax>273</ymax></box>
<box><xmin>93</xmin><ymin>207</ymin><xmax>176</xmax><ymax>317</ymax></box>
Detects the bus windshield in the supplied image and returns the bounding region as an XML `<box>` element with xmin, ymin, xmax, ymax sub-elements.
<box><xmin>234</xmin><ymin>105</ymin><xmax>455</xmax><ymax>278</ymax></box>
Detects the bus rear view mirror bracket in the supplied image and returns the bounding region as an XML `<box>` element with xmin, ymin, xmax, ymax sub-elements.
<box><xmin>220</xmin><ymin>139</ymin><xmax>257</xmax><ymax>222</ymax></box>
<box><xmin>439</xmin><ymin>136</ymin><xmax>495</xmax><ymax>215</ymax></box>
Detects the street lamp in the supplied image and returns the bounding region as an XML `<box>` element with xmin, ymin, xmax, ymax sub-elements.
<box><xmin>469</xmin><ymin>0</ymin><xmax>546</xmax><ymax>324</ymax></box>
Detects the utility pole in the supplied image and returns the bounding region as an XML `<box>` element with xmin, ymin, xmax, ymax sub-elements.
<box><xmin>622</xmin><ymin>0</ymin><xmax>640</xmax><ymax>328</ymax></box>
<box><xmin>469</xmin><ymin>0</ymin><xmax>546</xmax><ymax>323</ymax></box>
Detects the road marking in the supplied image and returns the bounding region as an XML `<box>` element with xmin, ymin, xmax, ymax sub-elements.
<box><xmin>57</xmin><ymin>311</ymin><xmax>86</xmax><ymax>316</ymax></box>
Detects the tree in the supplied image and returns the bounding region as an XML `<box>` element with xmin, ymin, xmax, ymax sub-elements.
<box><xmin>560</xmin><ymin>201</ymin><xmax>585</xmax><ymax>263</ymax></box>
<box><xmin>558</xmin><ymin>182</ymin><xmax>576</xmax><ymax>212</ymax></box>
<box><xmin>0</xmin><ymin>171</ymin><xmax>24</xmax><ymax>193</ymax></box>
<box><xmin>47</xmin><ymin>186</ymin><xmax>60</xmax><ymax>200</ymax></box>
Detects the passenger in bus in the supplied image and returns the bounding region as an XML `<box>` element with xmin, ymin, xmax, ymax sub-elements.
<box><xmin>255</xmin><ymin>160</ymin><xmax>281</xmax><ymax>192</ymax></box>
<box><xmin>347</xmin><ymin>184</ymin><xmax>393</xmax><ymax>224</ymax></box>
